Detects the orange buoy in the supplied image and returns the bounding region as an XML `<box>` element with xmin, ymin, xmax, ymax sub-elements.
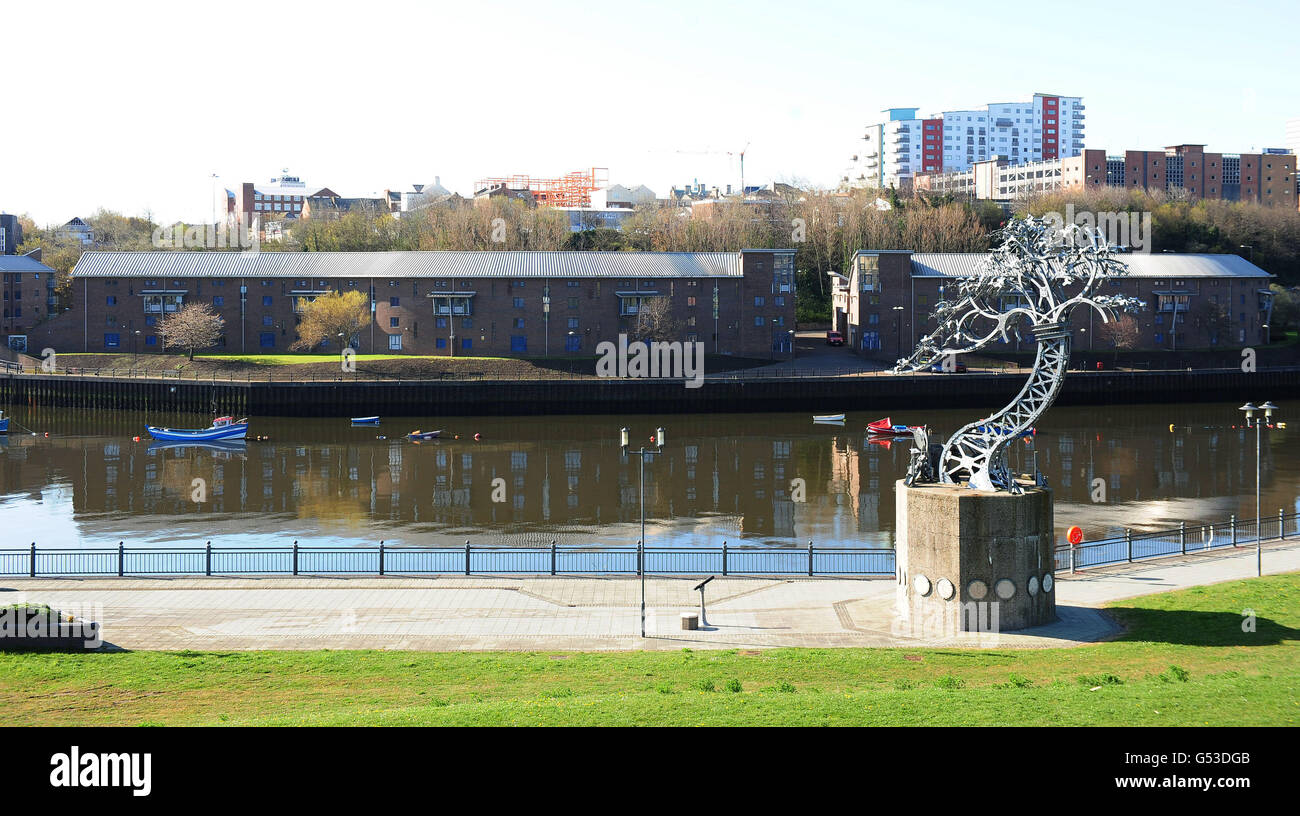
<box><xmin>133</xmin><ymin>436</ymin><xmax>141</xmax><ymax>442</ymax></box>
<box><xmin>1067</xmin><ymin>526</ymin><xmax>1083</xmax><ymax>545</ymax></box>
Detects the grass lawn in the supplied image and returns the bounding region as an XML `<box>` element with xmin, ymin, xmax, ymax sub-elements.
<box><xmin>2</xmin><ymin>574</ymin><xmax>1295</xmax><ymax>726</ymax></box>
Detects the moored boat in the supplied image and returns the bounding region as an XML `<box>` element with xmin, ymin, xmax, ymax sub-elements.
<box><xmin>0</xmin><ymin>410</ymin><xmax>8</xmax><ymax>434</ymax></box>
<box><xmin>813</xmin><ymin>413</ymin><xmax>846</xmax><ymax>423</ymax></box>
<box><xmin>146</xmin><ymin>416</ymin><xmax>249</xmax><ymax>442</ymax></box>
<box><xmin>351</xmin><ymin>416</ymin><xmax>381</xmax><ymax>425</ymax></box>
<box><xmin>867</xmin><ymin>417</ymin><xmax>918</xmax><ymax>436</ymax></box>
<box><xmin>407</xmin><ymin>429</ymin><xmax>442</xmax><ymax>441</ymax></box>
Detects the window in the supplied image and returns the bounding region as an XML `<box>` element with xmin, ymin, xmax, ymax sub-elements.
<box><xmin>262</xmin><ymin>295</ymin><xmax>273</xmax><ymax>306</ymax></box>
<box><xmin>754</xmin><ymin>296</ymin><xmax>765</xmax><ymax>307</ymax></box>
<box><xmin>213</xmin><ymin>296</ymin><xmax>224</xmax><ymax>307</ymax></box>
<box><xmin>390</xmin><ymin>297</ymin><xmax>400</xmax><ymax>307</ymax></box>
<box><xmin>1154</xmin><ymin>332</ymin><xmax>1164</xmax><ymax>344</ymax></box>
<box><xmin>868</xmin><ymin>313</ymin><xmax>880</xmax><ymax>325</ymax></box>
<box><xmin>461</xmin><ymin>338</ymin><xmax>472</xmax><ymax>350</ymax></box>
<box><xmin>687</xmin><ymin>296</ymin><xmax>697</xmax><ymax>307</ymax></box>
<box><xmin>436</xmin><ymin>338</ymin><xmax>446</xmax><ymax>349</ymax></box>
<box><xmin>514</xmin><ymin>318</ymin><xmax>525</xmax><ymax>329</ymax></box>
<box><xmin>145</xmin><ymin>336</ymin><xmax>157</xmax><ymax>346</ymax></box>
<box><xmin>568</xmin><ymin>297</ymin><xmax>578</xmax><ymax>309</ymax></box>
<box><xmin>389</xmin><ymin>334</ymin><xmax>403</xmax><ymax>350</ymax></box>
<box><xmin>263</xmin><ymin>315</ymin><xmax>273</xmax><ymax>326</ymax></box>
<box><xmin>145</xmin><ymin>315</ymin><xmax>156</xmax><ymax>326</ymax></box>
<box><xmin>774</xmin><ymin>296</ymin><xmax>785</xmax><ymax>306</ymax></box>
<box><xmin>511</xmin><ymin>335</ymin><xmax>527</xmax><ymax>353</ymax></box>
<box><xmin>567</xmin><ymin>317</ymin><xmax>579</xmax><ymax>329</ymax></box>
<box><xmin>513</xmin><ymin>298</ymin><xmax>525</xmax><ymax>308</ymax></box>
<box><xmin>260</xmin><ymin>332</ymin><xmax>275</xmax><ymax>348</ymax></box>
<box><xmin>565</xmin><ymin>335</ymin><xmax>581</xmax><ymax>352</ymax></box>
<box><xmin>104</xmin><ymin>333</ymin><xmax>120</xmax><ymax>348</ymax></box>
<box><xmin>754</xmin><ymin>316</ymin><xmax>765</xmax><ymax>326</ymax></box>
<box><xmin>436</xmin><ymin>317</ymin><xmax>447</xmax><ymax>328</ymax></box>
<box><xmin>106</xmin><ymin>296</ymin><xmax>117</xmax><ymax>306</ymax></box>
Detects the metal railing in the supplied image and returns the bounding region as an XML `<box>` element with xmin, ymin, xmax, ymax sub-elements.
<box><xmin>1055</xmin><ymin>508</ymin><xmax>1298</xmax><ymax>573</ymax></box>
<box><xmin>0</xmin><ymin>540</ymin><xmax>895</xmax><ymax>578</ymax></box>
<box><xmin>6</xmin><ymin>363</ymin><xmax>1291</xmax><ymax>384</ymax></box>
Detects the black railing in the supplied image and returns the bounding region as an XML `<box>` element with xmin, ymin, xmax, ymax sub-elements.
<box><xmin>1</xmin><ymin>540</ymin><xmax>895</xmax><ymax>578</ymax></box>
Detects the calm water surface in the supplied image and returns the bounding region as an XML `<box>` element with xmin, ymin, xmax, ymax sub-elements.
<box><xmin>1</xmin><ymin>402</ymin><xmax>1295</xmax><ymax>550</ymax></box>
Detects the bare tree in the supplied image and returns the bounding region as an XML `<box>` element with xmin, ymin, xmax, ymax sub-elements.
<box><xmin>159</xmin><ymin>303</ymin><xmax>225</xmax><ymax>360</ymax></box>
<box><xmin>1097</xmin><ymin>313</ymin><xmax>1140</xmax><ymax>361</ymax></box>
<box><xmin>633</xmin><ymin>296</ymin><xmax>681</xmax><ymax>342</ymax></box>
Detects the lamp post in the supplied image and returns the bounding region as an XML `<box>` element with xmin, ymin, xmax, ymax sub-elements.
<box><xmin>1239</xmin><ymin>244</ymin><xmax>1254</xmax><ymax>262</ymax></box>
<box><xmin>1239</xmin><ymin>401</ymin><xmax>1279</xmax><ymax>577</ymax></box>
<box><xmin>892</xmin><ymin>305</ymin><xmax>905</xmax><ymax>360</ymax></box>
<box><xmin>622</xmin><ymin>425</ymin><xmax>665</xmax><ymax>638</ymax></box>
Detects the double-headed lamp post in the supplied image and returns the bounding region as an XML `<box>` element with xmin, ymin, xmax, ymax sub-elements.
<box><xmin>1239</xmin><ymin>401</ymin><xmax>1279</xmax><ymax>577</ymax></box>
<box><xmin>622</xmin><ymin>425</ymin><xmax>665</xmax><ymax>638</ymax></box>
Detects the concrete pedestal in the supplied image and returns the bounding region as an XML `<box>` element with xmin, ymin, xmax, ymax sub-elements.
<box><xmin>895</xmin><ymin>479</ymin><xmax>1056</xmax><ymax>633</ymax></box>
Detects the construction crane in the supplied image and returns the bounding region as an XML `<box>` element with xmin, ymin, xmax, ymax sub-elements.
<box><xmin>653</xmin><ymin>142</ymin><xmax>751</xmax><ymax>196</ymax></box>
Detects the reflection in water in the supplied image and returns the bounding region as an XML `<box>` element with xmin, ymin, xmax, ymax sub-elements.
<box><xmin>0</xmin><ymin>403</ymin><xmax>1295</xmax><ymax>550</ymax></box>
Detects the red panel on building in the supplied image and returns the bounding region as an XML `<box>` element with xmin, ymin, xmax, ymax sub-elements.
<box><xmin>921</xmin><ymin>118</ymin><xmax>943</xmax><ymax>173</ymax></box>
<box><xmin>1040</xmin><ymin>96</ymin><xmax>1059</xmax><ymax>160</ymax></box>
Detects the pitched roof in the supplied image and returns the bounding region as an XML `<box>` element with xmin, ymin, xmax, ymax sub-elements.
<box><xmin>0</xmin><ymin>254</ymin><xmax>56</xmax><ymax>273</ymax></box>
<box><xmin>909</xmin><ymin>252</ymin><xmax>1271</xmax><ymax>279</ymax></box>
<box><xmin>70</xmin><ymin>250</ymin><xmax>749</xmax><ymax>279</ymax></box>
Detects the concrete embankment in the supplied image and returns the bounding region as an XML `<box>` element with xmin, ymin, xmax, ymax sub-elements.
<box><xmin>3</xmin><ymin>367</ymin><xmax>1297</xmax><ymax>417</ymax></box>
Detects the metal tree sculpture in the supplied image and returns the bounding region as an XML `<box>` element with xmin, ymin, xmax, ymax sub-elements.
<box><xmin>895</xmin><ymin>216</ymin><xmax>1145</xmax><ymax>493</ymax></box>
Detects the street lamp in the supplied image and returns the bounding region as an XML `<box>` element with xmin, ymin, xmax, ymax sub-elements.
<box><xmin>1240</xmin><ymin>244</ymin><xmax>1254</xmax><ymax>262</ymax></box>
<box><xmin>1238</xmin><ymin>401</ymin><xmax>1279</xmax><ymax>577</ymax></box>
<box><xmin>622</xmin><ymin>425</ymin><xmax>665</xmax><ymax>638</ymax></box>
<box><xmin>892</xmin><ymin>305</ymin><xmax>905</xmax><ymax>360</ymax></box>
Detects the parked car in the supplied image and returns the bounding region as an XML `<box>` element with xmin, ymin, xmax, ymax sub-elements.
<box><xmin>928</xmin><ymin>360</ymin><xmax>968</xmax><ymax>373</ymax></box>
<box><xmin>826</xmin><ymin>330</ymin><xmax>845</xmax><ymax>346</ymax></box>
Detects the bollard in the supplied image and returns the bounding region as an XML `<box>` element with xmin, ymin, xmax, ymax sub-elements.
<box><xmin>29</xmin><ymin>542</ymin><xmax>36</xmax><ymax>578</ymax></box>
<box><xmin>721</xmin><ymin>540</ymin><xmax>728</xmax><ymax>576</ymax></box>
<box><xmin>550</xmin><ymin>540</ymin><xmax>557</xmax><ymax>576</ymax></box>
<box><xmin>1069</xmin><ymin>540</ymin><xmax>1076</xmax><ymax>575</ymax></box>
<box><xmin>1179</xmin><ymin>522</ymin><xmax>1186</xmax><ymax>555</ymax></box>
<box><xmin>1231</xmin><ymin>515</ymin><xmax>1237</xmax><ymax>547</ymax></box>
<box><xmin>292</xmin><ymin>541</ymin><xmax>299</xmax><ymax>576</ymax></box>
<box><xmin>464</xmin><ymin>540</ymin><xmax>471</xmax><ymax>576</ymax></box>
<box><xmin>205</xmin><ymin>541</ymin><xmax>212</xmax><ymax>576</ymax></box>
<box><xmin>117</xmin><ymin>541</ymin><xmax>124</xmax><ymax>577</ymax></box>
<box><xmin>808</xmin><ymin>540</ymin><xmax>814</xmax><ymax>576</ymax></box>
<box><xmin>1125</xmin><ymin>528</ymin><xmax>1132</xmax><ymax>562</ymax></box>
<box><xmin>637</xmin><ymin>541</ymin><xmax>643</xmax><ymax>576</ymax></box>
<box><xmin>378</xmin><ymin>541</ymin><xmax>385</xmax><ymax>576</ymax></box>
<box><xmin>1281</xmin><ymin>509</ymin><xmax>1287</xmax><ymax>541</ymax></box>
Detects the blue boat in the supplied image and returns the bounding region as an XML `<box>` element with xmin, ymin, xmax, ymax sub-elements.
<box><xmin>0</xmin><ymin>410</ymin><xmax>8</xmax><ymax>434</ymax></box>
<box><xmin>146</xmin><ymin>416</ymin><xmax>249</xmax><ymax>442</ymax></box>
<box><xmin>351</xmin><ymin>416</ymin><xmax>381</xmax><ymax>425</ymax></box>
<box><xmin>147</xmin><ymin>439</ymin><xmax>248</xmax><ymax>455</ymax></box>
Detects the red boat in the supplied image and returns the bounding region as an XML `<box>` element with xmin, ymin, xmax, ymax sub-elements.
<box><xmin>867</xmin><ymin>417</ymin><xmax>919</xmax><ymax>436</ymax></box>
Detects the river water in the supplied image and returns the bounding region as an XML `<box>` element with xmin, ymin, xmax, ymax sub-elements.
<box><xmin>0</xmin><ymin>402</ymin><xmax>1295</xmax><ymax>551</ymax></box>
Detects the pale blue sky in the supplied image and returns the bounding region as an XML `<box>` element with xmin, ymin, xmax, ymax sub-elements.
<box><xmin>4</xmin><ymin>0</ymin><xmax>1296</xmax><ymax>225</ymax></box>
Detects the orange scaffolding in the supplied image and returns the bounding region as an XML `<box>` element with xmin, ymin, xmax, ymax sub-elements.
<box><xmin>473</xmin><ymin>167</ymin><xmax>609</xmax><ymax>207</ymax></box>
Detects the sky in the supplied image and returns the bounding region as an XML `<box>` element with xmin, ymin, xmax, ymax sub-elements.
<box><xmin>3</xmin><ymin>0</ymin><xmax>1298</xmax><ymax>226</ymax></box>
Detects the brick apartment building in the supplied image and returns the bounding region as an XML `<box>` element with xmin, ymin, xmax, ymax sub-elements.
<box><xmin>831</xmin><ymin>250</ymin><xmax>1273</xmax><ymax>361</ymax></box>
<box><xmin>2</xmin><ymin>253</ymin><xmax>59</xmax><ymax>351</ymax></box>
<box><xmin>29</xmin><ymin>249</ymin><xmax>797</xmax><ymax>359</ymax></box>
<box><xmin>917</xmin><ymin>144</ymin><xmax>1298</xmax><ymax>209</ymax></box>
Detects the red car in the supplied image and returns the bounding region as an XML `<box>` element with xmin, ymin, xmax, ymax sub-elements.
<box><xmin>826</xmin><ymin>330</ymin><xmax>845</xmax><ymax>346</ymax></box>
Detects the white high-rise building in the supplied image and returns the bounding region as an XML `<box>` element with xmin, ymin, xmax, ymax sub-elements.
<box><xmin>845</xmin><ymin>93</ymin><xmax>1085</xmax><ymax>190</ymax></box>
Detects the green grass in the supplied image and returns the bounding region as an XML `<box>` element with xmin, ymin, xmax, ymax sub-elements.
<box><xmin>1</xmin><ymin>574</ymin><xmax>1296</xmax><ymax>725</ymax></box>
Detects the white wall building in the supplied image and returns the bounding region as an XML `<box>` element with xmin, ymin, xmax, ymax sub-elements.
<box><xmin>845</xmin><ymin>93</ymin><xmax>1084</xmax><ymax>190</ymax></box>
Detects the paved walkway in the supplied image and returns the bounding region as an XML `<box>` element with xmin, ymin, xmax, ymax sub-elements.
<box><xmin>4</xmin><ymin>541</ymin><xmax>1296</xmax><ymax>652</ymax></box>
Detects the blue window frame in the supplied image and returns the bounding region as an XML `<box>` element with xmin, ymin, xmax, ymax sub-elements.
<box><xmin>104</xmin><ymin>333</ymin><xmax>121</xmax><ymax>348</ymax></box>
<box><xmin>436</xmin><ymin>338</ymin><xmax>446</xmax><ymax>349</ymax></box>
<box><xmin>263</xmin><ymin>315</ymin><xmax>273</xmax><ymax>326</ymax></box>
<box><xmin>262</xmin><ymin>295</ymin><xmax>273</xmax><ymax>306</ymax></box>
<box><xmin>513</xmin><ymin>298</ymin><xmax>524</xmax><ymax>308</ymax></box>
<box><xmin>146</xmin><ymin>336</ymin><xmax>157</xmax><ymax>346</ymax></box>
<box><xmin>436</xmin><ymin>317</ymin><xmax>447</xmax><ymax>328</ymax></box>
<box><xmin>461</xmin><ymin>338</ymin><xmax>472</xmax><ymax>350</ymax></box>
<box><xmin>145</xmin><ymin>315</ymin><xmax>156</xmax><ymax>326</ymax></box>
<box><xmin>565</xmin><ymin>335</ymin><xmax>581</xmax><ymax>352</ymax></box>
<box><xmin>390</xmin><ymin>317</ymin><xmax>399</xmax><ymax>327</ymax></box>
<box><xmin>106</xmin><ymin>295</ymin><xmax>117</xmax><ymax>306</ymax></box>
<box><xmin>213</xmin><ymin>296</ymin><xmax>224</xmax><ymax>306</ymax></box>
<box><xmin>260</xmin><ymin>332</ymin><xmax>275</xmax><ymax>348</ymax></box>
<box><xmin>511</xmin><ymin>335</ymin><xmax>527</xmax><ymax>352</ymax></box>
<box><xmin>1154</xmin><ymin>332</ymin><xmax>1164</xmax><ymax>344</ymax></box>
<box><xmin>390</xmin><ymin>297</ymin><xmax>400</xmax><ymax>307</ymax></box>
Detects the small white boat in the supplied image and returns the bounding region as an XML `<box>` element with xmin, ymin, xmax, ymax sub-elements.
<box><xmin>813</xmin><ymin>413</ymin><xmax>846</xmax><ymax>423</ymax></box>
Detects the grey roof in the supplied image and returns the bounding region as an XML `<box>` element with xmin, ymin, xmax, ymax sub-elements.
<box><xmin>910</xmin><ymin>252</ymin><xmax>1271</xmax><ymax>279</ymax></box>
<box><xmin>0</xmin><ymin>254</ymin><xmax>55</xmax><ymax>273</ymax></box>
<box><xmin>70</xmin><ymin>250</ymin><xmax>747</xmax><ymax>279</ymax></box>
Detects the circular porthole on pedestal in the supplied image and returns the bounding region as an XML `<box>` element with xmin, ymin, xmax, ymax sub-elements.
<box><xmin>1028</xmin><ymin>576</ymin><xmax>1040</xmax><ymax>596</ymax></box>
<box><xmin>913</xmin><ymin>574</ymin><xmax>932</xmax><ymax>597</ymax></box>
<box><xmin>995</xmin><ymin>579</ymin><xmax>1016</xmax><ymax>600</ymax></box>
<box><xmin>967</xmin><ymin>580</ymin><xmax>988</xmax><ymax>600</ymax></box>
<box><xmin>937</xmin><ymin>578</ymin><xmax>955</xmax><ymax>600</ymax></box>
<box><xmin>1042</xmin><ymin>573</ymin><xmax>1054</xmax><ymax>593</ymax></box>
